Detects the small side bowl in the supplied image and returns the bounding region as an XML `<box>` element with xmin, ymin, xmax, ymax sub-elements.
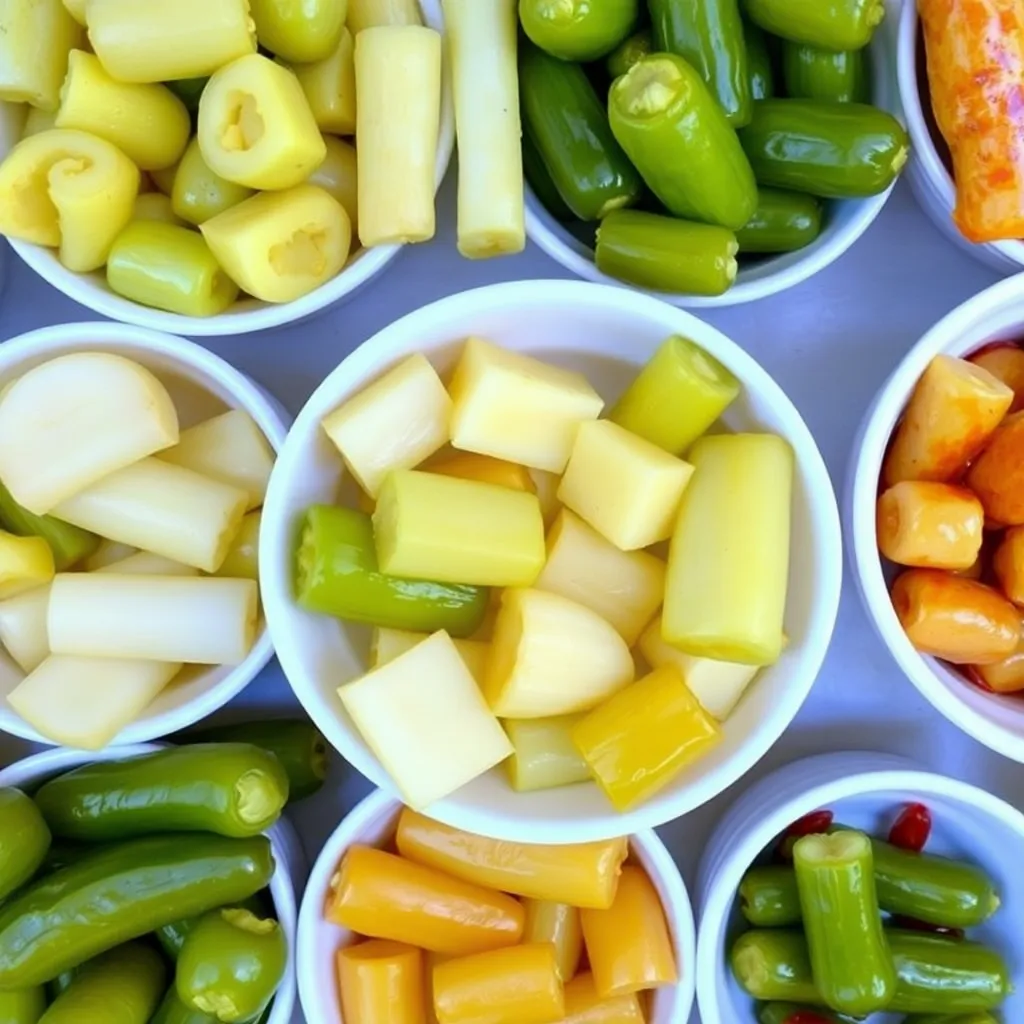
<box><xmin>846</xmin><ymin>273</ymin><xmax>1024</xmax><ymax>764</ymax></box>
<box><xmin>0</xmin><ymin>321</ymin><xmax>288</xmax><ymax>748</ymax></box>
<box><xmin>296</xmin><ymin>790</ymin><xmax>696</xmax><ymax>1024</ymax></box>
<box><xmin>0</xmin><ymin>742</ymin><xmax>304</xmax><ymax>1024</ymax></box>
<box><xmin>696</xmin><ymin>750</ymin><xmax>1024</xmax><ymax>1023</ymax></box>
<box><xmin>0</xmin><ymin>1</ymin><xmax>455</xmax><ymax>336</ymax></box>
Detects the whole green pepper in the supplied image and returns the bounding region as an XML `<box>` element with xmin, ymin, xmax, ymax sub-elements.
<box><xmin>150</xmin><ymin>988</ymin><xmax>218</xmax><ymax>1024</ymax></box>
<box><xmin>295</xmin><ymin>505</ymin><xmax>489</xmax><ymax>637</ymax></box>
<box><xmin>156</xmin><ymin>890</ymin><xmax>274</xmax><ymax>960</ymax></box>
<box><xmin>38</xmin><ymin>943</ymin><xmax>165</xmax><ymax>1024</ymax></box>
<box><xmin>0</xmin><ymin>788</ymin><xmax>50</xmax><ymax>902</ymax></box>
<box><xmin>793</xmin><ymin>831</ymin><xmax>895</xmax><ymax>1015</ymax></box>
<box><xmin>741</xmin><ymin>0</ymin><xmax>885</xmax><ymax>51</ymax></box>
<box><xmin>0</xmin><ymin>833</ymin><xmax>274</xmax><ymax>987</ymax></box>
<box><xmin>0</xmin><ymin>480</ymin><xmax>98</xmax><ymax>571</ymax></box>
<box><xmin>522</xmin><ymin>131</ymin><xmax>573</xmax><ymax>223</ymax></box>
<box><xmin>736</xmin><ymin>188</ymin><xmax>822</xmax><ymax>253</ymax></box>
<box><xmin>595</xmin><ymin>210</ymin><xmax>739</xmax><ymax>296</ymax></box>
<box><xmin>738</xmin><ymin>99</ymin><xmax>909</xmax><ymax>198</ymax></box>
<box><xmin>519</xmin><ymin>0</ymin><xmax>638</xmax><ymax>61</ymax></box>
<box><xmin>782</xmin><ymin>43</ymin><xmax>868</xmax><ymax>104</ymax></box>
<box><xmin>731</xmin><ymin>930</ymin><xmax>820</xmax><ymax>1004</ymax></box>
<box><xmin>183</xmin><ymin>720</ymin><xmax>328</xmax><ymax>802</ymax></box>
<box><xmin>519</xmin><ymin>44</ymin><xmax>642</xmax><ymax>221</ymax></box>
<box><xmin>608</xmin><ymin>53</ymin><xmax>757</xmax><ymax>230</ymax></box>
<box><xmin>744</xmin><ymin>21</ymin><xmax>775</xmax><ymax>100</ymax></box>
<box><xmin>758</xmin><ymin>1004</ymin><xmax>850</xmax><ymax>1024</ymax></box>
<box><xmin>0</xmin><ymin>988</ymin><xmax>45</xmax><ymax>1024</ymax></box>
<box><xmin>33</xmin><ymin>744</ymin><xmax>290</xmax><ymax>841</ymax></box>
<box><xmin>177</xmin><ymin>909</ymin><xmax>287</xmax><ymax>1023</ymax></box>
<box><xmin>605</xmin><ymin>29</ymin><xmax>651</xmax><ymax>78</ymax></box>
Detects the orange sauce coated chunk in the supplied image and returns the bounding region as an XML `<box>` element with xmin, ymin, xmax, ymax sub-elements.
<box><xmin>876</xmin><ymin>481</ymin><xmax>984</xmax><ymax>569</ymax></box>
<box><xmin>967</xmin><ymin>411</ymin><xmax>1024</xmax><ymax>524</ymax></box>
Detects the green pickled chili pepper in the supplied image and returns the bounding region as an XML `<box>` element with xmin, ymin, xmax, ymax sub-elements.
<box><xmin>519</xmin><ymin>0</ymin><xmax>639</xmax><ymax>61</ymax></box>
<box><xmin>608</xmin><ymin>53</ymin><xmax>757</xmax><ymax>230</ymax></box>
<box><xmin>106</xmin><ymin>221</ymin><xmax>240</xmax><ymax>317</ymax></box>
<box><xmin>0</xmin><ymin>987</ymin><xmax>45</xmax><ymax>1024</ymax></box>
<box><xmin>0</xmin><ymin>480</ymin><xmax>98</xmax><ymax>571</ymax></box>
<box><xmin>36</xmin><ymin>842</ymin><xmax>87</xmax><ymax>877</ymax></box>
<box><xmin>735</xmin><ymin>188</ymin><xmax>823</xmax><ymax>254</ymax></box>
<box><xmin>739</xmin><ymin>864</ymin><xmax>803</xmax><ymax>926</ymax></box>
<box><xmin>150</xmin><ymin>988</ymin><xmax>219</xmax><ymax>1024</ymax></box>
<box><xmin>33</xmin><ymin>744</ymin><xmax>290</xmax><ymax>841</ymax></box>
<box><xmin>595</xmin><ymin>209</ymin><xmax>739</xmax><ymax>296</ymax></box>
<box><xmin>167</xmin><ymin>77</ymin><xmax>209</xmax><ymax>114</ymax></box>
<box><xmin>39</xmin><ymin>943</ymin><xmax>165</xmax><ymax>1024</ymax></box>
<box><xmin>183</xmin><ymin>719</ymin><xmax>328</xmax><ymax>802</ymax></box>
<box><xmin>0</xmin><ymin>833</ymin><xmax>274</xmax><ymax>988</ymax></box>
<box><xmin>730</xmin><ymin>930</ymin><xmax>820</xmax><ymax>1004</ymax></box>
<box><xmin>741</xmin><ymin>0</ymin><xmax>885</xmax><ymax>51</ymax></box>
<box><xmin>177</xmin><ymin>909</ymin><xmax>287</xmax><ymax>1023</ymax></box>
<box><xmin>172</xmin><ymin>138</ymin><xmax>254</xmax><ymax>226</ymax></box>
<box><xmin>738</xmin><ymin>99</ymin><xmax>909</xmax><ymax>199</ymax></box>
<box><xmin>745</xmin><ymin>21</ymin><xmax>775</xmax><ymax>101</ymax></box>
<box><xmin>295</xmin><ymin>505</ymin><xmax>489</xmax><ymax>637</ymax></box>
<box><xmin>647</xmin><ymin>0</ymin><xmax>751</xmax><ymax>126</ymax></box>
<box><xmin>157</xmin><ymin>890</ymin><xmax>274</xmax><ymax>960</ymax></box>
<box><xmin>782</xmin><ymin>43</ymin><xmax>869</xmax><ymax>104</ymax></box>
<box><xmin>757</xmin><ymin>1004</ymin><xmax>849</xmax><ymax>1024</ymax></box>
<box><xmin>0</xmin><ymin>788</ymin><xmax>50</xmax><ymax>902</ymax></box>
<box><xmin>905</xmin><ymin>1014</ymin><xmax>999</xmax><ymax>1023</ymax></box>
<box><xmin>793</xmin><ymin>831</ymin><xmax>895</xmax><ymax>1015</ymax></box>
<box><xmin>605</xmin><ymin>29</ymin><xmax>652</xmax><ymax>78</ymax></box>
<box><xmin>522</xmin><ymin>130</ymin><xmax>573</xmax><ymax>223</ymax></box>
<box><xmin>519</xmin><ymin>44</ymin><xmax>642</xmax><ymax>221</ymax></box>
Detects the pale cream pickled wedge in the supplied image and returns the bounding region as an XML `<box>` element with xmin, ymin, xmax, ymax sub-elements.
<box><xmin>0</xmin><ymin>585</ymin><xmax>51</xmax><ymax>673</ymax></box>
<box><xmin>370</xmin><ymin>626</ymin><xmax>488</xmax><ymax>684</ymax></box>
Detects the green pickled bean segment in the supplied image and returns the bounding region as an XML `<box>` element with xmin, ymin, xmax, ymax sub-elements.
<box><xmin>745</xmin><ymin>21</ymin><xmax>774</xmax><ymax>100</ymax></box>
<box><xmin>0</xmin><ymin>480</ymin><xmax>98</xmax><ymax>571</ymax></box>
<box><xmin>605</xmin><ymin>29</ymin><xmax>652</xmax><ymax>78</ymax></box>
<box><xmin>172</xmin><ymin>137</ymin><xmax>255</xmax><ymax>225</ymax></box>
<box><xmin>735</xmin><ymin>187</ymin><xmax>823</xmax><ymax>253</ymax></box>
<box><xmin>519</xmin><ymin>0</ymin><xmax>638</xmax><ymax>61</ymax></box>
<box><xmin>741</xmin><ymin>0</ymin><xmax>885</xmax><ymax>51</ymax></box>
<box><xmin>730</xmin><ymin>930</ymin><xmax>820</xmax><ymax>1004</ymax></box>
<box><xmin>782</xmin><ymin>43</ymin><xmax>869</xmax><ymax>104</ymax></box>
<box><xmin>0</xmin><ymin>988</ymin><xmax>45</xmax><ymax>1024</ymax></box>
<box><xmin>0</xmin><ymin>789</ymin><xmax>50</xmax><ymax>902</ymax></box>
<box><xmin>739</xmin><ymin>864</ymin><xmax>802</xmax><ymax>926</ymax></box>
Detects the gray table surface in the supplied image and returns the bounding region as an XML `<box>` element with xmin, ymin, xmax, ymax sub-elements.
<box><xmin>0</xmin><ymin>173</ymin><xmax>1016</xmax><ymax>1023</ymax></box>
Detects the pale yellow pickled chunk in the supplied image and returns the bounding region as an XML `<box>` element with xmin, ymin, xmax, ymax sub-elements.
<box><xmin>0</xmin><ymin>0</ymin><xmax>82</xmax><ymax>109</ymax></box>
<box><xmin>214</xmin><ymin>510</ymin><xmax>260</xmax><ymax>581</ymax></box>
<box><xmin>448</xmin><ymin>338</ymin><xmax>604</xmax><ymax>473</ymax></box>
<box><xmin>504</xmin><ymin>714</ymin><xmax>591</xmax><ymax>792</ymax></box>
<box><xmin>348</xmin><ymin>0</ymin><xmax>422</xmax><ymax>32</ymax></box>
<box><xmin>200</xmin><ymin>184</ymin><xmax>351</xmax><ymax>303</ymax></box>
<box><xmin>308</xmin><ymin>136</ymin><xmax>358</xmax><ymax>239</ymax></box>
<box><xmin>281</xmin><ymin>29</ymin><xmax>356</xmax><ymax>135</ymax></box>
<box><xmin>0</xmin><ymin>128</ymin><xmax>139</xmax><ymax>271</ymax></box>
<box><xmin>0</xmin><ymin>584</ymin><xmax>51</xmax><ymax>673</ymax></box>
<box><xmin>484</xmin><ymin>588</ymin><xmax>634</xmax><ymax>718</ymax></box>
<box><xmin>63</xmin><ymin>0</ymin><xmax>87</xmax><ymax>23</ymax></box>
<box><xmin>321</xmin><ymin>354</ymin><xmax>451</xmax><ymax>498</ymax></box>
<box><xmin>0</xmin><ymin>532</ymin><xmax>55</xmax><ymax>601</ymax></box>
<box><xmin>198</xmin><ymin>54</ymin><xmax>326</xmax><ymax>190</ymax></box>
<box><xmin>373</xmin><ymin>470</ymin><xmax>546</xmax><ymax>587</ymax></box>
<box><xmin>370</xmin><ymin>627</ymin><xmax>488</xmax><ymax>684</ymax></box>
<box><xmin>529</xmin><ymin>470</ymin><xmax>562</xmax><ymax>526</ymax></box>
<box><xmin>558</xmin><ymin>419</ymin><xmax>694</xmax><ymax>551</ymax></box>
<box><xmin>83</xmin><ymin>540</ymin><xmax>136</xmax><ymax>570</ymax></box>
<box><xmin>132</xmin><ymin>192</ymin><xmax>185</xmax><ymax>226</ymax></box>
<box><xmin>22</xmin><ymin>107</ymin><xmax>58</xmax><ymax>140</ymax></box>
<box><xmin>97</xmin><ymin>551</ymin><xmax>198</xmax><ymax>577</ymax></box>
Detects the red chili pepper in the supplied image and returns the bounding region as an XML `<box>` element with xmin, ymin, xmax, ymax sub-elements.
<box><xmin>888</xmin><ymin>803</ymin><xmax>932</xmax><ymax>852</ymax></box>
<box><xmin>785</xmin><ymin>1013</ymin><xmax>833</xmax><ymax>1024</ymax></box>
<box><xmin>962</xmin><ymin>665</ymin><xmax>995</xmax><ymax>692</ymax></box>
<box><xmin>774</xmin><ymin>809</ymin><xmax>834</xmax><ymax>861</ymax></box>
<box><xmin>891</xmin><ymin>914</ymin><xmax>964</xmax><ymax>940</ymax></box>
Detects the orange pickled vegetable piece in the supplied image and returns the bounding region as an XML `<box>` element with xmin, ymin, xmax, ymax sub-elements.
<box><xmin>522</xmin><ymin>900</ymin><xmax>583</xmax><ymax>983</ymax></box>
<box><xmin>425</xmin><ymin>951</ymin><xmax>450</xmax><ymax>1024</ymax></box>
<box><xmin>433</xmin><ymin>944</ymin><xmax>564</xmax><ymax>1024</ymax></box>
<box><xmin>973</xmin><ymin>621</ymin><xmax>1024</xmax><ymax>692</ymax></box>
<box><xmin>580</xmin><ymin>866</ymin><xmax>677</xmax><ymax>998</ymax></box>
<box><xmin>993</xmin><ymin>526</ymin><xmax>1024</xmax><ymax>603</ymax></box>
<box><xmin>394</xmin><ymin>808</ymin><xmax>628</xmax><ymax>910</ymax></box>
<box><xmin>876</xmin><ymin>481</ymin><xmax>984</xmax><ymax>569</ymax></box>
<box><xmin>919</xmin><ymin>0</ymin><xmax>1024</xmax><ymax>243</ymax></box>
<box><xmin>429</xmin><ymin>452</ymin><xmax>537</xmax><ymax>494</ymax></box>
<box><xmin>970</xmin><ymin>344</ymin><xmax>1024</xmax><ymax>413</ymax></box>
<box><xmin>882</xmin><ymin>356</ymin><xmax>1012</xmax><ymax>487</ymax></box>
<box><xmin>338</xmin><ymin>939</ymin><xmax>426</xmax><ymax>1024</ymax></box>
<box><xmin>325</xmin><ymin>845</ymin><xmax>524</xmax><ymax>955</ymax></box>
<box><xmin>561</xmin><ymin>972</ymin><xmax>645</xmax><ymax>1024</ymax></box>
<box><xmin>967</xmin><ymin>411</ymin><xmax>1024</xmax><ymax>524</ymax></box>
<box><xmin>891</xmin><ymin>569</ymin><xmax>1020</xmax><ymax>664</ymax></box>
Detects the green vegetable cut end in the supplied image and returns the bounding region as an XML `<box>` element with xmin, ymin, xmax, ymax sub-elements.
<box><xmin>892</xmin><ymin>145</ymin><xmax>910</xmax><ymax>178</ymax></box>
<box><xmin>234</xmin><ymin>769</ymin><xmax>282</xmax><ymax>826</ymax></box>
<box><xmin>294</xmin><ymin>517</ymin><xmax>317</xmax><ymax>595</ymax></box>
<box><xmin>222</xmin><ymin>908</ymin><xmax>278</xmax><ymax>936</ymax></box>
<box><xmin>533</xmin><ymin>0</ymin><xmax>582</xmax><ymax>25</ymax></box>
<box><xmin>617</xmin><ymin>58</ymin><xmax>685</xmax><ymax>118</ymax></box>
<box><xmin>794</xmin><ymin>829</ymin><xmax>870</xmax><ymax>863</ymax></box>
<box><xmin>868</xmin><ymin>1</ymin><xmax>886</xmax><ymax>28</ymax></box>
<box><xmin>672</xmin><ymin>336</ymin><xmax>740</xmax><ymax>393</ymax></box>
<box><xmin>732</xmin><ymin>939</ymin><xmax>770</xmax><ymax>991</ymax></box>
<box><xmin>194</xmin><ymin>992</ymin><xmax>241</xmax><ymax>1019</ymax></box>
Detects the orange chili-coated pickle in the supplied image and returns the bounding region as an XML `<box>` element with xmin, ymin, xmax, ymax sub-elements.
<box><xmin>876</xmin><ymin>481</ymin><xmax>984</xmax><ymax>569</ymax></box>
<box><xmin>993</xmin><ymin>526</ymin><xmax>1024</xmax><ymax>603</ymax></box>
<box><xmin>970</xmin><ymin>343</ymin><xmax>1024</xmax><ymax>413</ymax></box>
<box><xmin>337</xmin><ymin>940</ymin><xmax>426</xmax><ymax>1024</ymax></box>
<box><xmin>972</xmin><ymin>622</ymin><xmax>1024</xmax><ymax>692</ymax></box>
<box><xmin>966</xmin><ymin>411</ymin><xmax>1024</xmax><ymax>524</ymax></box>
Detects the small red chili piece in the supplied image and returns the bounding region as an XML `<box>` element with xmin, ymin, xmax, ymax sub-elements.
<box><xmin>785</xmin><ymin>1013</ymin><xmax>833</xmax><ymax>1024</ymax></box>
<box><xmin>888</xmin><ymin>802</ymin><xmax>932</xmax><ymax>852</ymax></box>
<box><xmin>891</xmin><ymin>914</ymin><xmax>964</xmax><ymax>940</ymax></box>
<box><xmin>775</xmin><ymin>809</ymin><xmax>834</xmax><ymax>861</ymax></box>
<box><xmin>962</xmin><ymin>665</ymin><xmax>995</xmax><ymax>692</ymax></box>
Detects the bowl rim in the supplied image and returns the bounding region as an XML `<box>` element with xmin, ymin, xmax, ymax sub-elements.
<box><xmin>295</xmin><ymin>788</ymin><xmax>697</xmax><ymax>1024</ymax></box>
<box><xmin>260</xmin><ymin>277</ymin><xmax>844</xmax><ymax>843</ymax></box>
<box><xmin>0</xmin><ymin>321</ymin><xmax>288</xmax><ymax>747</ymax></box>
<box><xmin>846</xmin><ymin>272</ymin><xmax>1024</xmax><ymax>764</ymax></box>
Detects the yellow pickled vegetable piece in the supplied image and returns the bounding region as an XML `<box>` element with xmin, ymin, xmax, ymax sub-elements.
<box><xmin>428</xmin><ymin>452</ymin><xmax>536</xmax><ymax>493</ymax></box>
<box><xmin>0</xmin><ymin>584</ymin><xmax>51</xmax><ymax>673</ymax></box>
<box><xmin>131</xmin><ymin>193</ymin><xmax>185</xmax><ymax>226</ymax></box>
<box><xmin>200</xmin><ymin>184</ymin><xmax>350</xmax><ymax>304</ymax></box>
<box><xmin>561</xmin><ymin>973</ymin><xmax>644</xmax><ymax>1024</ymax></box>
<box><xmin>215</xmin><ymin>511</ymin><xmax>261</xmax><ymax>581</ymax></box>
<box><xmin>348</xmin><ymin>0</ymin><xmax>422</xmax><ymax>32</ymax></box>
<box><xmin>504</xmin><ymin>715</ymin><xmax>591</xmax><ymax>793</ymax></box>
<box><xmin>251</xmin><ymin>0</ymin><xmax>347</xmax><ymax>63</ymax></box>
<box><xmin>63</xmin><ymin>0</ymin><xmax>86</xmax><ymax>23</ymax></box>
<box><xmin>22</xmin><ymin>107</ymin><xmax>58</xmax><ymax>140</ymax></box>
<box><xmin>0</xmin><ymin>128</ymin><xmax>139</xmax><ymax>271</ymax></box>
<box><xmin>281</xmin><ymin>29</ymin><xmax>356</xmax><ymax>135</ymax></box>
<box><xmin>337</xmin><ymin>940</ymin><xmax>426</xmax><ymax>1024</ymax></box>
<box><xmin>198</xmin><ymin>54</ymin><xmax>326</xmax><ymax>191</ymax></box>
<box><xmin>0</xmin><ymin>0</ymin><xmax>82</xmax><ymax>109</ymax></box>
<box><xmin>0</xmin><ymin>532</ymin><xmax>54</xmax><ymax>600</ymax></box>
<box><xmin>172</xmin><ymin>138</ymin><xmax>254</xmax><ymax>226</ymax></box>
<box><xmin>522</xmin><ymin>901</ymin><xmax>583</xmax><ymax>983</ymax></box>
<box><xmin>308</xmin><ymin>135</ymin><xmax>358</xmax><ymax>239</ymax></box>
<box><xmin>151</xmin><ymin>162</ymin><xmax>179</xmax><ymax>196</ymax></box>
<box><xmin>86</xmin><ymin>0</ymin><xmax>257</xmax><ymax>83</ymax></box>
<box><xmin>370</xmin><ymin>627</ymin><xmax>487</xmax><ymax>684</ymax></box>
<box><xmin>373</xmin><ymin>470</ymin><xmax>545</xmax><ymax>587</ymax></box>
<box><xmin>56</xmin><ymin>51</ymin><xmax>190</xmax><ymax>170</ymax></box>
<box><xmin>530</xmin><ymin>470</ymin><xmax>562</xmax><ymax>526</ymax></box>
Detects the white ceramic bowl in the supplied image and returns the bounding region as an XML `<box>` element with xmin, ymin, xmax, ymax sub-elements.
<box><xmin>260</xmin><ymin>278</ymin><xmax>843</xmax><ymax>843</ymax></box>
<box><xmin>526</xmin><ymin>0</ymin><xmax>903</xmax><ymax>308</ymax></box>
<box><xmin>0</xmin><ymin>2</ymin><xmax>454</xmax><ymax>336</ymax></box>
<box><xmin>297</xmin><ymin>789</ymin><xmax>696</xmax><ymax>1024</ymax></box>
<box><xmin>696</xmin><ymin>750</ymin><xmax>1024</xmax><ymax>1023</ymax></box>
<box><xmin>896</xmin><ymin>0</ymin><xmax>1024</xmax><ymax>274</ymax></box>
<box><xmin>846</xmin><ymin>273</ymin><xmax>1024</xmax><ymax>764</ymax></box>
<box><xmin>0</xmin><ymin>742</ymin><xmax>304</xmax><ymax>1024</ymax></box>
<box><xmin>0</xmin><ymin>321</ymin><xmax>288</xmax><ymax>748</ymax></box>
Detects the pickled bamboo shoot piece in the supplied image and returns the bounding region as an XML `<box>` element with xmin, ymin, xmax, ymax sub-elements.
<box><xmin>484</xmin><ymin>588</ymin><xmax>634</xmax><ymax>718</ymax></box>
<box><xmin>86</xmin><ymin>0</ymin><xmax>257</xmax><ymax>83</ymax></box>
<box><xmin>370</xmin><ymin>627</ymin><xmax>488</xmax><ymax>684</ymax></box>
<box><xmin>197</xmin><ymin>55</ymin><xmax>326</xmax><ymax>190</ymax></box>
<box><xmin>325</xmin><ymin>844</ymin><xmax>524</xmax><ymax>955</ymax></box>
<box><xmin>966</xmin><ymin>411</ymin><xmax>1024</xmax><ymax>524</ymax></box>
<box><xmin>83</xmin><ymin>540</ymin><xmax>136</xmax><ymax>571</ymax></box>
<box><xmin>338</xmin><ymin>941</ymin><xmax>426</xmax><ymax>1024</ymax></box>
<box><xmin>0</xmin><ymin>129</ymin><xmax>140</xmax><ymax>272</ymax></box>
<box><xmin>171</xmin><ymin>138</ymin><xmax>255</xmax><ymax>226</ymax></box>
<box><xmin>7</xmin><ymin>655</ymin><xmax>181</xmax><ymax>749</ymax></box>
<box><xmin>321</xmin><ymin>355</ymin><xmax>451</xmax><ymax>498</ymax></box>
<box><xmin>96</xmin><ymin>551</ymin><xmax>198</xmax><ymax>577</ymax></box>
<box><xmin>281</xmin><ymin>29</ymin><xmax>357</xmax><ymax>136</ymax></box>
<box><xmin>395</xmin><ymin>808</ymin><xmax>628</xmax><ymax>909</ymax></box>
<box><xmin>56</xmin><ymin>51</ymin><xmax>190</xmax><ymax>171</ymax></box>
<box><xmin>973</xmin><ymin>625</ymin><xmax>1024</xmax><ymax>692</ymax></box>
<box><xmin>348</xmin><ymin>0</ymin><xmax>423</xmax><ymax>32</ymax></box>
<box><xmin>355</xmin><ymin>26</ymin><xmax>442</xmax><ymax>246</ymax></box>
<box><xmin>51</xmin><ymin>458</ymin><xmax>248</xmax><ymax>573</ymax></box>
<box><xmin>0</xmin><ymin>585</ymin><xmax>50</xmax><ymax>673</ymax></box>
<box><xmin>428</xmin><ymin>452</ymin><xmax>536</xmax><ymax>493</ymax></box>
<box><xmin>876</xmin><ymin>482</ymin><xmax>984</xmax><ymax>569</ymax></box>
<box><xmin>308</xmin><ymin>136</ymin><xmax>359</xmax><ymax>237</ymax></box>
<box><xmin>663</xmin><ymin>433</ymin><xmax>792</xmax><ymax>666</ymax></box>
<box><xmin>215</xmin><ymin>511</ymin><xmax>260</xmax><ymax>581</ymax></box>
<box><xmin>883</xmin><ymin>355</ymin><xmax>1013</xmax><ymax>487</ymax></box>
<box><xmin>372</xmin><ymin>471</ymin><xmax>545</xmax><ymax>587</ymax></box>
<box><xmin>522</xmin><ymin>901</ymin><xmax>583</xmax><ymax>983</ymax></box>
<box><xmin>504</xmin><ymin>715</ymin><xmax>591</xmax><ymax>793</ymax></box>
<box><xmin>433</xmin><ymin>945</ymin><xmax>564</xmax><ymax>1024</ymax></box>
<box><xmin>560</xmin><ymin>974</ymin><xmax>644</xmax><ymax>1024</ymax></box>
<box><xmin>448</xmin><ymin>338</ymin><xmax>603</xmax><ymax>474</ymax></box>
<box><xmin>970</xmin><ymin>344</ymin><xmax>1024</xmax><ymax>413</ymax></box>
<box><xmin>338</xmin><ymin>631</ymin><xmax>513</xmax><ymax>809</ymax></box>
<box><xmin>0</xmin><ymin>533</ymin><xmax>54</xmax><ymax>601</ymax></box>
<box><xmin>0</xmin><ymin>0</ymin><xmax>82</xmax><ymax>109</ymax></box>
<box><xmin>0</xmin><ymin>353</ymin><xmax>178</xmax><ymax>516</ymax></box>
<box><xmin>200</xmin><ymin>185</ymin><xmax>350</xmax><ymax>303</ymax></box>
